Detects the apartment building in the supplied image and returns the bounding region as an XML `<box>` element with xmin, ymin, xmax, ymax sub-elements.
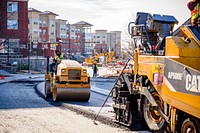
<box><xmin>28</xmin><ymin>7</ymin><xmax>94</xmax><ymax>57</ymax></box>
<box><xmin>91</xmin><ymin>30</ymin><xmax>122</xmax><ymax>58</ymax></box>
<box><xmin>28</xmin><ymin>8</ymin><xmax>40</xmax><ymax>56</ymax></box>
<box><xmin>72</xmin><ymin>21</ymin><xmax>93</xmax><ymax>56</ymax></box>
<box><xmin>107</xmin><ymin>31</ymin><xmax>121</xmax><ymax>57</ymax></box>
<box><xmin>0</xmin><ymin>0</ymin><xmax>28</xmax><ymax>57</ymax></box>
<box><xmin>28</xmin><ymin>8</ymin><xmax>58</xmax><ymax>57</ymax></box>
<box><xmin>55</xmin><ymin>19</ymin><xmax>68</xmax><ymax>54</ymax></box>
<box><xmin>28</xmin><ymin>7</ymin><xmax>121</xmax><ymax>58</ymax></box>
<box><xmin>93</xmin><ymin>30</ymin><xmax>108</xmax><ymax>53</ymax></box>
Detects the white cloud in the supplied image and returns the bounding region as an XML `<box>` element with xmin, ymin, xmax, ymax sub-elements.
<box><xmin>28</xmin><ymin>0</ymin><xmax>190</xmax><ymax>33</ymax></box>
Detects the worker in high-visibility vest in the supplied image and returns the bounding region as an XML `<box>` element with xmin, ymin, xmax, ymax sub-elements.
<box><xmin>187</xmin><ymin>0</ymin><xmax>200</xmax><ymax>26</ymax></box>
<box><xmin>92</xmin><ymin>62</ymin><xmax>98</xmax><ymax>77</ymax></box>
<box><xmin>54</xmin><ymin>50</ymin><xmax>64</xmax><ymax>64</ymax></box>
<box><xmin>50</xmin><ymin>50</ymin><xmax>64</xmax><ymax>75</ymax></box>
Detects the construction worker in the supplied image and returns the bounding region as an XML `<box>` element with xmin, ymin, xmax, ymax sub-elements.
<box><xmin>54</xmin><ymin>50</ymin><xmax>64</xmax><ymax>63</ymax></box>
<box><xmin>50</xmin><ymin>50</ymin><xmax>64</xmax><ymax>74</ymax></box>
<box><xmin>92</xmin><ymin>62</ymin><xmax>98</xmax><ymax>77</ymax></box>
<box><xmin>187</xmin><ymin>0</ymin><xmax>200</xmax><ymax>26</ymax></box>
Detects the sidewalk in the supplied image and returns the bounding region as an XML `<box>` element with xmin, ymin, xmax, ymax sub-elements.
<box><xmin>0</xmin><ymin>69</ymin><xmax>44</xmax><ymax>84</ymax></box>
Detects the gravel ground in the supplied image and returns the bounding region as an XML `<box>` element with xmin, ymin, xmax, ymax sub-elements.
<box><xmin>0</xmin><ymin>82</ymin><xmax>150</xmax><ymax>133</ymax></box>
<box><xmin>0</xmin><ymin>107</ymin><xmax>135</xmax><ymax>133</ymax></box>
<box><xmin>0</xmin><ymin>82</ymin><xmax>131</xmax><ymax>133</ymax></box>
<box><xmin>0</xmin><ymin>68</ymin><xmax>150</xmax><ymax>133</ymax></box>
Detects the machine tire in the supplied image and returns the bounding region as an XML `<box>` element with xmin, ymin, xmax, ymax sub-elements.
<box><xmin>181</xmin><ymin>118</ymin><xmax>200</xmax><ymax>133</ymax></box>
<box><xmin>45</xmin><ymin>80</ymin><xmax>52</xmax><ymax>98</ymax></box>
<box><xmin>143</xmin><ymin>91</ymin><xmax>167</xmax><ymax>132</ymax></box>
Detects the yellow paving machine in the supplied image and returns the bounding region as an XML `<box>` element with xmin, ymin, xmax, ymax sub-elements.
<box><xmin>45</xmin><ymin>58</ymin><xmax>90</xmax><ymax>101</ymax></box>
<box><xmin>111</xmin><ymin>12</ymin><xmax>200</xmax><ymax>132</ymax></box>
<box><xmin>85</xmin><ymin>51</ymin><xmax>115</xmax><ymax>65</ymax></box>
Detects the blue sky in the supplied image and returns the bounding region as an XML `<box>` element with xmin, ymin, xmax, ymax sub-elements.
<box><xmin>29</xmin><ymin>0</ymin><xmax>190</xmax><ymax>32</ymax></box>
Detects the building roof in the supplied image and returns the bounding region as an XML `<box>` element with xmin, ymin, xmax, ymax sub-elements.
<box><xmin>40</xmin><ymin>11</ymin><xmax>59</xmax><ymax>16</ymax></box>
<box><xmin>95</xmin><ymin>29</ymin><xmax>107</xmax><ymax>31</ymax></box>
<box><xmin>110</xmin><ymin>31</ymin><xmax>121</xmax><ymax>33</ymax></box>
<box><xmin>11</xmin><ymin>0</ymin><xmax>28</xmax><ymax>1</ymax></box>
<box><xmin>28</xmin><ymin>8</ymin><xmax>42</xmax><ymax>13</ymax></box>
<box><xmin>72</xmin><ymin>21</ymin><xmax>93</xmax><ymax>27</ymax></box>
<box><xmin>55</xmin><ymin>19</ymin><xmax>68</xmax><ymax>22</ymax></box>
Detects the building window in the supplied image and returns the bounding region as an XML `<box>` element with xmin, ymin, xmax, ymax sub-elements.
<box><xmin>33</xmin><ymin>29</ymin><xmax>38</xmax><ymax>34</ymax></box>
<box><xmin>33</xmin><ymin>18</ymin><xmax>38</xmax><ymax>25</ymax></box>
<box><xmin>43</xmin><ymin>30</ymin><xmax>46</xmax><ymax>34</ymax></box>
<box><xmin>97</xmin><ymin>36</ymin><xmax>100</xmax><ymax>38</ymax></box>
<box><xmin>50</xmin><ymin>30</ymin><xmax>54</xmax><ymax>35</ymax></box>
<box><xmin>39</xmin><ymin>29</ymin><xmax>42</xmax><ymax>34</ymax></box>
<box><xmin>102</xmin><ymin>36</ymin><xmax>106</xmax><ymax>38</ymax></box>
<box><xmin>43</xmin><ymin>21</ymin><xmax>47</xmax><ymax>26</ymax></box>
<box><xmin>39</xmin><ymin>21</ymin><xmax>42</xmax><ymax>26</ymax></box>
<box><xmin>50</xmin><ymin>21</ymin><xmax>54</xmax><ymax>27</ymax></box>
<box><xmin>7</xmin><ymin>20</ymin><xmax>18</xmax><ymax>29</ymax></box>
<box><xmin>102</xmin><ymin>40</ymin><xmax>106</xmax><ymax>43</ymax></box>
<box><xmin>7</xmin><ymin>2</ymin><xmax>18</xmax><ymax>12</ymax></box>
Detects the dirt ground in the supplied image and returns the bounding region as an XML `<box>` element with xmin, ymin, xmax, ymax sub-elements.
<box><xmin>0</xmin><ymin>107</ymin><xmax>134</xmax><ymax>133</ymax></box>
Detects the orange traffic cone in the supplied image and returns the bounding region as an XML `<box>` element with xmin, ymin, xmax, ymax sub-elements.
<box><xmin>1</xmin><ymin>75</ymin><xmax>4</xmax><ymax>80</ymax></box>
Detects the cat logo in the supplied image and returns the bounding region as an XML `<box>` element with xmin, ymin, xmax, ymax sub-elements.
<box><xmin>185</xmin><ymin>74</ymin><xmax>200</xmax><ymax>93</ymax></box>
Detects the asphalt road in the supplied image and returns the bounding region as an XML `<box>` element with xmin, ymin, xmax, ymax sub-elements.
<box><xmin>0</xmin><ymin>78</ymin><xmax>150</xmax><ymax>133</ymax></box>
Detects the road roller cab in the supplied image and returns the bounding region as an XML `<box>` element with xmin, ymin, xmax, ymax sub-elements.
<box><xmin>45</xmin><ymin>58</ymin><xmax>90</xmax><ymax>101</ymax></box>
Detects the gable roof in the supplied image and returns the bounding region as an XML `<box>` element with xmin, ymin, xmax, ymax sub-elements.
<box><xmin>72</xmin><ymin>21</ymin><xmax>93</xmax><ymax>27</ymax></box>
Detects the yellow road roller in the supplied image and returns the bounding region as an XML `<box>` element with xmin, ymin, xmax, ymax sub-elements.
<box><xmin>44</xmin><ymin>59</ymin><xmax>90</xmax><ymax>101</ymax></box>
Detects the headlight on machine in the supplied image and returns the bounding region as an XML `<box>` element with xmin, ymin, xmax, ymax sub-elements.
<box><xmin>83</xmin><ymin>69</ymin><xmax>87</xmax><ymax>73</ymax></box>
<box><xmin>61</xmin><ymin>69</ymin><xmax>66</xmax><ymax>73</ymax></box>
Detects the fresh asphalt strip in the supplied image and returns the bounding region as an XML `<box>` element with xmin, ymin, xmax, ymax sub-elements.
<box><xmin>0</xmin><ymin>76</ymin><xmax>111</xmax><ymax>96</ymax></box>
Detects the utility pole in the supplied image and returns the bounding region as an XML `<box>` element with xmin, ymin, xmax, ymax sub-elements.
<box><xmin>59</xmin><ymin>39</ymin><xmax>62</xmax><ymax>52</ymax></box>
<box><xmin>27</xmin><ymin>40</ymin><xmax>32</xmax><ymax>74</ymax></box>
<box><xmin>7</xmin><ymin>39</ymin><xmax>10</xmax><ymax>65</ymax></box>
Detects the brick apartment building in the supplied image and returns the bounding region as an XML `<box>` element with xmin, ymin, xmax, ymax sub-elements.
<box><xmin>28</xmin><ymin>8</ymin><xmax>58</xmax><ymax>57</ymax></box>
<box><xmin>28</xmin><ymin>8</ymin><xmax>93</xmax><ymax>58</ymax></box>
<box><xmin>92</xmin><ymin>30</ymin><xmax>108</xmax><ymax>53</ymax></box>
<box><xmin>107</xmin><ymin>31</ymin><xmax>121</xmax><ymax>58</ymax></box>
<box><xmin>0</xmin><ymin>0</ymin><xmax>28</xmax><ymax>57</ymax></box>
<box><xmin>91</xmin><ymin>30</ymin><xmax>122</xmax><ymax>58</ymax></box>
<box><xmin>0</xmin><ymin>1</ymin><xmax>121</xmax><ymax>59</ymax></box>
